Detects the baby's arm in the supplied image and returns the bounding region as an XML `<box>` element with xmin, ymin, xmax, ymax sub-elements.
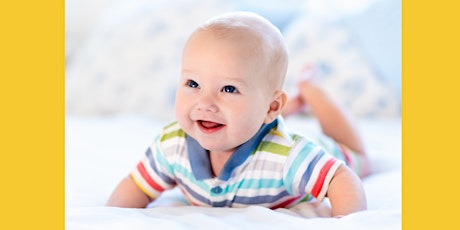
<box><xmin>106</xmin><ymin>175</ymin><xmax>153</xmax><ymax>208</ymax></box>
<box><xmin>326</xmin><ymin>165</ymin><xmax>367</xmax><ymax>217</ymax></box>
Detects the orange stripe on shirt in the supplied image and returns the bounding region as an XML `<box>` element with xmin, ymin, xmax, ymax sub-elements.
<box><xmin>310</xmin><ymin>158</ymin><xmax>336</xmax><ymax>198</ymax></box>
<box><xmin>137</xmin><ymin>162</ymin><xmax>165</xmax><ymax>192</ymax></box>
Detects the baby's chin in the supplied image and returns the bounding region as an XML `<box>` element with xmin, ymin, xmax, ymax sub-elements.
<box><xmin>201</xmin><ymin>143</ymin><xmax>237</xmax><ymax>154</ymax></box>
<box><xmin>193</xmin><ymin>139</ymin><xmax>238</xmax><ymax>154</ymax></box>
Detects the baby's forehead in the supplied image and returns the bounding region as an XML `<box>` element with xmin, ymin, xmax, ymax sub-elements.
<box><xmin>200</xmin><ymin>14</ymin><xmax>274</xmax><ymax>39</ymax></box>
<box><xmin>193</xmin><ymin>30</ymin><xmax>263</xmax><ymax>54</ymax></box>
<box><xmin>193</xmin><ymin>16</ymin><xmax>279</xmax><ymax>58</ymax></box>
<box><xmin>188</xmin><ymin>12</ymin><xmax>288</xmax><ymax>90</ymax></box>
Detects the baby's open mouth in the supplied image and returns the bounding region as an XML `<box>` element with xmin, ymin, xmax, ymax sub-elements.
<box><xmin>197</xmin><ymin>120</ymin><xmax>225</xmax><ymax>133</ymax></box>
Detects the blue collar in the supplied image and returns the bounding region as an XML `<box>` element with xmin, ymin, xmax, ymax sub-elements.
<box><xmin>186</xmin><ymin>119</ymin><xmax>278</xmax><ymax>181</ymax></box>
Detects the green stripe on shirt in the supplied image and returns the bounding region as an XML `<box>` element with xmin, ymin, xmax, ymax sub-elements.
<box><xmin>161</xmin><ymin>129</ymin><xmax>186</xmax><ymax>142</ymax></box>
<box><xmin>257</xmin><ymin>141</ymin><xmax>291</xmax><ymax>156</ymax></box>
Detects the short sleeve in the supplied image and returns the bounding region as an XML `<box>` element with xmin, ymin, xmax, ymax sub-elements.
<box><xmin>130</xmin><ymin>135</ymin><xmax>177</xmax><ymax>199</ymax></box>
<box><xmin>283</xmin><ymin>138</ymin><xmax>344</xmax><ymax>201</ymax></box>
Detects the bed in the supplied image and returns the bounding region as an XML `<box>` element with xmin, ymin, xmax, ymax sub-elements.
<box><xmin>65</xmin><ymin>115</ymin><xmax>401</xmax><ymax>229</ymax></box>
<box><xmin>65</xmin><ymin>0</ymin><xmax>401</xmax><ymax>229</ymax></box>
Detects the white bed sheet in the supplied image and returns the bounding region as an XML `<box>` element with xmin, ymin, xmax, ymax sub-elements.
<box><xmin>65</xmin><ymin>115</ymin><xmax>401</xmax><ymax>229</ymax></box>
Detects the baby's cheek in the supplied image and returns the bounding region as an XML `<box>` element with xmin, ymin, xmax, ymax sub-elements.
<box><xmin>175</xmin><ymin>94</ymin><xmax>191</xmax><ymax>113</ymax></box>
<box><xmin>175</xmin><ymin>106</ymin><xmax>190</xmax><ymax>128</ymax></box>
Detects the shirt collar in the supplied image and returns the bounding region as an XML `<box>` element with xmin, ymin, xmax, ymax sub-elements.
<box><xmin>186</xmin><ymin>118</ymin><xmax>278</xmax><ymax>181</ymax></box>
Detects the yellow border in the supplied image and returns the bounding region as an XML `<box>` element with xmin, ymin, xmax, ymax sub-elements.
<box><xmin>1</xmin><ymin>1</ymin><xmax>64</xmax><ymax>229</ymax></box>
<box><xmin>3</xmin><ymin>0</ymin><xmax>455</xmax><ymax>228</ymax></box>
<box><xmin>403</xmin><ymin>0</ymin><xmax>459</xmax><ymax>228</ymax></box>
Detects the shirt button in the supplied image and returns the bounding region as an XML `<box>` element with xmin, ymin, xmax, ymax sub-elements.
<box><xmin>211</xmin><ymin>186</ymin><xmax>222</xmax><ymax>194</ymax></box>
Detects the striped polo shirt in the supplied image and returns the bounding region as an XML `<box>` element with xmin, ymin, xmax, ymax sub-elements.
<box><xmin>131</xmin><ymin>117</ymin><xmax>344</xmax><ymax>209</ymax></box>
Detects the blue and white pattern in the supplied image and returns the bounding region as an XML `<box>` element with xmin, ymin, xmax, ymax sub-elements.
<box><xmin>65</xmin><ymin>0</ymin><xmax>401</xmax><ymax>119</ymax></box>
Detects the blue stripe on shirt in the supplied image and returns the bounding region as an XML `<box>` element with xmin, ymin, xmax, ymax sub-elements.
<box><xmin>172</xmin><ymin>162</ymin><xmax>210</xmax><ymax>191</ymax></box>
<box><xmin>233</xmin><ymin>190</ymin><xmax>290</xmax><ymax>205</ymax></box>
<box><xmin>176</xmin><ymin>177</ymin><xmax>212</xmax><ymax>206</ymax></box>
<box><xmin>298</xmin><ymin>150</ymin><xmax>325</xmax><ymax>193</ymax></box>
<box><xmin>284</xmin><ymin>141</ymin><xmax>316</xmax><ymax>194</ymax></box>
<box><xmin>146</xmin><ymin>147</ymin><xmax>175</xmax><ymax>185</ymax></box>
<box><xmin>225</xmin><ymin>178</ymin><xmax>283</xmax><ymax>193</ymax></box>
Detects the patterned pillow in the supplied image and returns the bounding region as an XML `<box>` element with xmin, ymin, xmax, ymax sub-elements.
<box><xmin>66</xmin><ymin>0</ymin><xmax>400</xmax><ymax>118</ymax></box>
<box><xmin>283</xmin><ymin>14</ymin><xmax>401</xmax><ymax>117</ymax></box>
<box><xmin>65</xmin><ymin>0</ymin><xmax>235</xmax><ymax>120</ymax></box>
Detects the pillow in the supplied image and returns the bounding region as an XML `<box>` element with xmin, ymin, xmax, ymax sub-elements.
<box><xmin>66</xmin><ymin>0</ymin><xmax>401</xmax><ymax>118</ymax></box>
<box><xmin>65</xmin><ymin>0</ymin><xmax>112</xmax><ymax>60</ymax></box>
<box><xmin>282</xmin><ymin>1</ymin><xmax>401</xmax><ymax>117</ymax></box>
<box><xmin>65</xmin><ymin>0</ymin><xmax>236</xmax><ymax>120</ymax></box>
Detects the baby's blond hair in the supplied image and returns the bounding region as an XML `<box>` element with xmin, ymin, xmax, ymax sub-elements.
<box><xmin>192</xmin><ymin>11</ymin><xmax>288</xmax><ymax>90</ymax></box>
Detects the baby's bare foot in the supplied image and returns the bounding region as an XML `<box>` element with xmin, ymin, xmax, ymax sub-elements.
<box><xmin>283</xmin><ymin>63</ymin><xmax>320</xmax><ymax>117</ymax></box>
<box><xmin>298</xmin><ymin>63</ymin><xmax>318</xmax><ymax>83</ymax></box>
<box><xmin>282</xmin><ymin>96</ymin><xmax>304</xmax><ymax>117</ymax></box>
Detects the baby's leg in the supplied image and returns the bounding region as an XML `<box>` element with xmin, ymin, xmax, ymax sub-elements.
<box><xmin>301</xmin><ymin>81</ymin><xmax>370</xmax><ymax>177</ymax></box>
<box><xmin>285</xmin><ymin>65</ymin><xmax>370</xmax><ymax>177</ymax></box>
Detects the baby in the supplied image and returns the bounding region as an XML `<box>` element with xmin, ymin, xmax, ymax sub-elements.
<box><xmin>107</xmin><ymin>11</ymin><xmax>370</xmax><ymax>217</ymax></box>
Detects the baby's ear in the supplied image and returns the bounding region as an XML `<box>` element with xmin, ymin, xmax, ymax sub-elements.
<box><xmin>264</xmin><ymin>90</ymin><xmax>287</xmax><ymax>124</ymax></box>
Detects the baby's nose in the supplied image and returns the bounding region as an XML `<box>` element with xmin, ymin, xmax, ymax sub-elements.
<box><xmin>196</xmin><ymin>92</ymin><xmax>218</xmax><ymax>112</ymax></box>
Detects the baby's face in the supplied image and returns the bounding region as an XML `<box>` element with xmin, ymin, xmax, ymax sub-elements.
<box><xmin>175</xmin><ymin>31</ymin><xmax>275</xmax><ymax>153</ymax></box>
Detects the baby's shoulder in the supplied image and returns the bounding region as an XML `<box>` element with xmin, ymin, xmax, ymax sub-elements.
<box><xmin>257</xmin><ymin>123</ymin><xmax>314</xmax><ymax>157</ymax></box>
<box><xmin>264</xmin><ymin>119</ymin><xmax>316</xmax><ymax>147</ymax></box>
<box><xmin>159</xmin><ymin>121</ymin><xmax>186</xmax><ymax>141</ymax></box>
<box><xmin>152</xmin><ymin>121</ymin><xmax>187</xmax><ymax>155</ymax></box>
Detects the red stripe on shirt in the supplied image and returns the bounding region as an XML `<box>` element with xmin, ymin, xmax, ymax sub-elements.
<box><xmin>137</xmin><ymin>162</ymin><xmax>165</xmax><ymax>192</ymax></box>
<box><xmin>270</xmin><ymin>195</ymin><xmax>302</xmax><ymax>209</ymax></box>
<box><xmin>310</xmin><ymin>158</ymin><xmax>336</xmax><ymax>197</ymax></box>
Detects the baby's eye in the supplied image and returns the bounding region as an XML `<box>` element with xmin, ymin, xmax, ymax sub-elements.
<box><xmin>222</xmin><ymin>85</ymin><xmax>238</xmax><ymax>93</ymax></box>
<box><xmin>187</xmin><ymin>80</ymin><xmax>199</xmax><ymax>88</ymax></box>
